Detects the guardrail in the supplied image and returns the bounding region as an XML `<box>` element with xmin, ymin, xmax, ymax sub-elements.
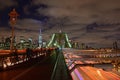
<box><xmin>0</xmin><ymin>48</ymin><xmax>55</xmax><ymax>70</ymax></box>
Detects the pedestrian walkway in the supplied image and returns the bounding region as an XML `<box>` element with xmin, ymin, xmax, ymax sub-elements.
<box><xmin>51</xmin><ymin>52</ymin><xmax>72</xmax><ymax>80</ymax></box>
<box><xmin>17</xmin><ymin>52</ymin><xmax>57</xmax><ymax>80</ymax></box>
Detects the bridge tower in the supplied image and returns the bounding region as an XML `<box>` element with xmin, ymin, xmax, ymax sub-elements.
<box><xmin>46</xmin><ymin>32</ymin><xmax>71</xmax><ymax>48</ymax></box>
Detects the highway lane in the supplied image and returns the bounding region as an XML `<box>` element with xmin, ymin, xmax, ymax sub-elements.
<box><xmin>64</xmin><ymin>48</ymin><xmax>120</xmax><ymax>80</ymax></box>
<box><xmin>77</xmin><ymin>67</ymin><xmax>92</xmax><ymax>80</ymax></box>
<box><xmin>71</xmin><ymin>66</ymin><xmax>120</xmax><ymax>80</ymax></box>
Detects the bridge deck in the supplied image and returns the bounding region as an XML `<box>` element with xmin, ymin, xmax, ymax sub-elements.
<box><xmin>0</xmin><ymin>52</ymin><xmax>55</xmax><ymax>80</ymax></box>
<box><xmin>14</xmin><ymin>56</ymin><xmax>54</xmax><ymax>80</ymax></box>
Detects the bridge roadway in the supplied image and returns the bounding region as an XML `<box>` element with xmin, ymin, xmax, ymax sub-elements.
<box><xmin>0</xmin><ymin>49</ymin><xmax>56</xmax><ymax>80</ymax></box>
<box><xmin>63</xmin><ymin>48</ymin><xmax>120</xmax><ymax>63</ymax></box>
<box><xmin>63</xmin><ymin>48</ymin><xmax>120</xmax><ymax>80</ymax></box>
<box><xmin>69</xmin><ymin>57</ymin><xmax>120</xmax><ymax>62</ymax></box>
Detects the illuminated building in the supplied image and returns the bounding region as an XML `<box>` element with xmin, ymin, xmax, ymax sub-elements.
<box><xmin>38</xmin><ymin>29</ymin><xmax>42</xmax><ymax>48</ymax></box>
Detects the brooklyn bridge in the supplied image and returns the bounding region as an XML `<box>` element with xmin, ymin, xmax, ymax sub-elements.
<box><xmin>0</xmin><ymin>32</ymin><xmax>120</xmax><ymax>80</ymax></box>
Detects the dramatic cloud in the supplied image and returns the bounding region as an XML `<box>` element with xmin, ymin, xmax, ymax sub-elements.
<box><xmin>0</xmin><ymin>0</ymin><xmax>17</xmax><ymax>9</ymax></box>
<box><xmin>35</xmin><ymin>0</ymin><xmax>120</xmax><ymax>23</ymax></box>
<box><xmin>16</xmin><ymin>19</ymin><xmax>42</xmax><ymax>30</ymax></box>
<box><xmin>0</xmin><ymin>0</ymin><xmax>120</xmax><ymax>48</ymax></box>
<box><xmin>33</xmin><ymin>0</ymin><xmax>120</xmax><ymax>47</ymax></box>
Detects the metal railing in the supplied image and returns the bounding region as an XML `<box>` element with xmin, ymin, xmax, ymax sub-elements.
<box><xmin>0</xmin><ymin>48</ymin><xmax>54</xmax><ymax>70</ymax></box>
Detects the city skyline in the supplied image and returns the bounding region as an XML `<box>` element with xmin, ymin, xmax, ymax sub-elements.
<box><xmin>0</xmin><ymin>0</ymin><xmax>120</xmax><ymax>48</ymax></box>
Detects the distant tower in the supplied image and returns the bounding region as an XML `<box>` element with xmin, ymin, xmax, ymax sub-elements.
<box><xmin>46</xmin><ymin>32</ymin><xmax>72</xmax><ymax>48</ymax></box>
<box><xmin>113</xmin><ymin>41</ymin><xmax>118</xmax><ymax>50</ymax></box>
<box><xmin>38</xmin><ymin>29</ymin><xmax>42</xmax><ymax>48</ymax></box>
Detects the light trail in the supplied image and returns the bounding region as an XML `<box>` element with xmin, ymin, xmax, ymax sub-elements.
<box><xmin>80</xmin><ymin>67</ymin><xmax>95</xmax><ymax>80</ymax></box>
<box><xmin>64</xmin><ymin>48</ymin><xmax>120</xmax><ymax>80</ymax></box>
<box><xmin>74</xmin><ymin>69</ymin><xmax>84</xmax><ymax>80</ymax></box>
<box><xmin>104</xmin><ymin>71</ymin><xmax>120</xmax><ymax>80</ymax></box>
<box><xmin>71</xmin><ymin>71</ymin><xmax>79</xmax><ymax>80</ymax></box>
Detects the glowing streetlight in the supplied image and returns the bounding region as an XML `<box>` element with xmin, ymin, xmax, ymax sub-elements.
<box><xmin>8</xmin><ymin>8</ymin><xmax>19</xmax><ymax>53</ymax></box>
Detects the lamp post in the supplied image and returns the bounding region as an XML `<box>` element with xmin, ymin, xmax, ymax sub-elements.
<box><xmin>8</xmin><ymin>8</ymin><xmax>19</xmax><ymax>53</ymax></box>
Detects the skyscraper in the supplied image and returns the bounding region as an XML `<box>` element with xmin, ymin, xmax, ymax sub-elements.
<box><xmin>38</xmin><ymin>29</ymin><xmax>42</xmax><ymax>48</ymax></box>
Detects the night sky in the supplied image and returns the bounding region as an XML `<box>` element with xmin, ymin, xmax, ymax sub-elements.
<box><xmin>0</xmin><ymin>0</ymin><xmax>120</xmax><ymax>48</ymax></box>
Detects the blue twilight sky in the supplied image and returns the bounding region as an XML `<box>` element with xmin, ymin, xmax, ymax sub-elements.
<box><xmin>0</xmin><ymin>0</ymin><xmax>120</xmax><ymax>48</ymax></box>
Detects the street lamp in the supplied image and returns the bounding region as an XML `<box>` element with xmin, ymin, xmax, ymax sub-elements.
<box><xmin>8</xmin><ymin>8</ymin><xmax>19</xmax><ymax>53</ymax></box>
